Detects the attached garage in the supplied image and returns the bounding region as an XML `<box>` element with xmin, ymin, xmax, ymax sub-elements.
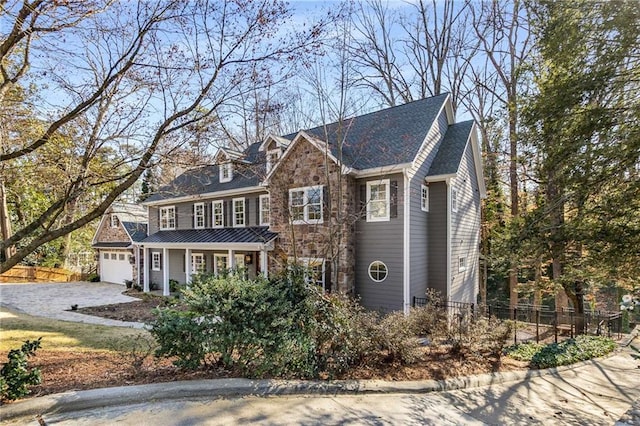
<box><xmin>92</xmin><ymin>203</ymin><xmax>148</xmax><ymax>286</ymax></box>
<box><xmin>99</xmin><ymin>250</ymin><xmax>133</xmax><ymax>285</ymax></box>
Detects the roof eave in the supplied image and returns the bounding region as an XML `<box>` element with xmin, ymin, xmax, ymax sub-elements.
<box><xmin>352</xmin><ymin>163</ymin><xmax>411</xmax><ymax>178</ymax></box>
<box><xmin>141</xmin><ymin>186</ymin><xmax>266</xmax><ymax>206</ymax></box>
<box><xmin>425</xmin><ymin>173</ymin><xmax>457</xmax><ymax>183</ymax></box>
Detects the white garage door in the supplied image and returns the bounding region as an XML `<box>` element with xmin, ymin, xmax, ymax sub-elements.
<box><xmin>100</xmin><ymin>251</ymin><xmax>133</xmax><ymax>285</ymax></box>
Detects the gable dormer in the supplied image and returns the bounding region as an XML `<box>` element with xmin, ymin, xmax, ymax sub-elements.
<box><xmin>215</xmin><ymin>147</ymin><xmax>245</xmax><ymax>183</ymax></box>
<box><xmin>260</xmin><ymin>134</ymin><xmax>291</xmax><ymax>173</ymax></box>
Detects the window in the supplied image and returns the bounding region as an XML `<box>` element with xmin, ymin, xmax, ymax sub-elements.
<box><xmin>289</xmin><ymin>186</ymin><xmax>323</xmax><ymax>224</ymax></box>
<box><xmin>458</xmin><ymin>257</ymin><xmax>466</xmax><ymax>272</ymax></box>
<box><xmin>110</xmin><ymin>214</ymin><xmax>119</xmax><ymax>228</ymax></box>
<box><xmin>119</xmin><ymin>253</ymin><xmax>125</xmax><ymax>261</ymax></box>
<box><xmin>220</xmin><ymin>162</ymin><xmax>233</xmax><ymax>183</ymax></box>
<box><xmin>259</xmin><ymin>194</ymin><xmax>270</xmax><ymax>226</ymax></box>
<box><xmin>292</xmin><ymin>258</ymin><xmax>326</xmax><ymax>290</ymax></box>
<box><xmin>234</xmin><ymin>253</ymin><xmax>245</xmax><ymax>269</ymax></box>
<box><xmin>214</xmin><ymin>254</ymin><xmax>228</xmax><ymax>275</ymax></box>
<box><xmin>103</xmin><ymin>252</ymin><xmax>109</xmax><ymax>260</ymax></box>
<box><xmin>160</xmin><ymin>206</ymin><xmax>176</xmax><ymax>230</ymax></box>
<box><xmin>191</xmin><ymin>253</ymin><xmax>205</xmax><ymax>274</ymax></box>
<box><xmin>451</xmin><ymin>188</ymin><xmax>458</xmax><ymax>213</ymax></box>
<box><xmin>152</xmin><ymin>252</ymin><xmax>161</xmax><ymax>271</ymax></box>
<box><xmin>367</xmin><ymin>179</ymin><xmax>390</xmax><ymax>222</ymax></box>
<box><xmin>421</xmin><ymin>185</ymin><xmax>429</xmax><ymax>212</ymax></box>
<box><xmin>212</xmin><ymin>200</ymin><xmax>224</xmax><ymax>228</ymax></box>
<box><xmin>266</xmin><ymin>149</ymin><xmax>281</xmax><ymax>173</ymax></box>
<box><xmin>233</xmin><ymin>198</ymin><xmax>245</xmax><ymax>227</ymax></box>
<box><xmin>111</xmin><ymin>253</ymin><xmax>117</xmax><ymax>260</ymax></box>
<box><xmin>194</xmin><ymin>203</ymin><xmax>205</xmax><ymax>229</ymax></box>
<box><xmin>368</xmin><ymin>261</ymin><xmax>388</xmax><ymax>282</ymax></box>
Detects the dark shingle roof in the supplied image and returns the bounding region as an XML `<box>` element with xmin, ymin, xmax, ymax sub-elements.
<box><xmin>145</xmin><ymin>94</ymin><xmax>456</xmax><ymax>202</ymax></box>
<box><xmin>296</xmin><ymin>94</ymin><xmax>449</xmax><ymax>169</ymax></box>
<box><xmin>141</xmin><ymin>227</ymin><xmax>277</xmax><ymax>245</ymax></box>
<box><xmin>123</xmin><ymin>222</ymin><xmax>148</xmax><ymax>242</ymax></box>
<box><xmin>427</xmin><ymin>121</ymin><xmax>474</xmax><ymax>177</ymax></box>
<box><xmin>145</xmin><ymin>143</ymin><xmax>264</xmax><ymax>202</ymax></box>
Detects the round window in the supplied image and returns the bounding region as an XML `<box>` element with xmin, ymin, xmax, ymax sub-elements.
<box><xmin>368</xmin><ymin>261</ymin><xmax>388</xmax><ymax>282</ymax></box>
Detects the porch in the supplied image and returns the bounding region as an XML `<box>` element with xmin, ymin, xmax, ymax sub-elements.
<box><xmin>140</xmin><ymin>227</ymin><xmax>277</xmax><ymax>296</ymax></box>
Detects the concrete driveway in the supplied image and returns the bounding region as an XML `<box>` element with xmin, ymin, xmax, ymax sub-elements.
<box><xmin>0</xmin><ymin>282</ymin><xmax>144</xmax><ymax>328</ymax></box>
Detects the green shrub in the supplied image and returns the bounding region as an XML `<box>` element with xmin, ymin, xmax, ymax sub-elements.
<box><xmin>148</xmin><ymin>309</ymin><xmax>208</xmax><ymax>370</ymax></box>
<box><xmin>0</xmin><ymin>338</ymin><xmax>43</xmax><ymax>401</ymax></box>
<box><xmin>531</xmin><ymin>335</ymin><xmax>616</xmax><ymax>369</ymax></box>
<box><xmin>504</xmin><ymin>342</ymin><xmax>546</xmax><ymax>361</ymax></box>
<box><xmin>149</xmin><ymin>270</ymin><xmax>318</xmax><ymax>377</ymax></box>
<box><xmin>505</xmin><ymin>335</ymin><xmax>616</xmax><ymax>368</ymax></box>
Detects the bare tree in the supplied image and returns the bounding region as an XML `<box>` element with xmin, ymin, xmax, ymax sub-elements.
<box><xmin>471</xmin><ymin>0</ymin><xmax>533</xmax><ymax>309</ymax></box>
<box><xmin>0</xmin><ymin>0</ymin><xmax>326</xmax><ymax>272</ymax></box>
<box><xmin>400</xmin><ymin>0</ymin><xmax>477</xmax><ymax>113</ymax></box>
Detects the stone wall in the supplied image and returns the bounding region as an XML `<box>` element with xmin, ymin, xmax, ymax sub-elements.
<box><xmin>268</xmin><ymin>136</ymin><xmax>357</xmax><ymax>293</ymax></box>
<box><xmin>95</xmin><ymin>214</ymin><xmax>130</xmax><ymax>243</ymax></box>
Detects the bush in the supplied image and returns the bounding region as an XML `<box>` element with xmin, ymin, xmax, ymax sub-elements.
<box><xmin>531</xmin><ymin>335</ymin><xmax>616</xmax><ymax>369</ymax></box>
<box><xmin>149</xmin><ymin>270</ymin><xmax>318</xmax><ymax>377</ymax></box>
<box><xmin>505</xmin><ymin>335</ymin><xmax>616</xmax><ymax>368</ymax></box>
<box><xmin>504</xmin><ymin>341</ymin><xmax>545</xmax><ymax>361</ymax></box>
<box><xmin>1</xmin><ymin>338</ymin><xmax>43</xmax><ymax>401</ymax></box>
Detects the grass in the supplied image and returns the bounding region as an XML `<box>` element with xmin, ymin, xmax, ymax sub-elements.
<box><xmin>0</xmin><ymin>307</ymin><xmax>153</xmax><ymax>353</ymax></box>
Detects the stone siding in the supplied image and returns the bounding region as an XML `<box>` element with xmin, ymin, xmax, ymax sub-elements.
<box><xmin>268</xmin><ymin>136</ymin><xmax>357</xmax><ymax>293</ymax></box>
<box><xmin>95</xmin><ymin>214</ymin><xmax>130</xmax><ymax>243</ymax></box>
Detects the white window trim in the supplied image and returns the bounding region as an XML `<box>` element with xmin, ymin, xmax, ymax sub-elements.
<box><xmin>220</xmin><ymin>162</ymin><xmax>233</xmax><ymax>183</ymax></box>
<box><xmin>233</xmin><ymin>197</ymin><xmax>245</xmax><ymax>227</ymax></box>
<box><xmin>212</xmin><ymin>200</ymin><xmax>224</xmax><ymax>228</ymax></box>
<box><xmin>294</xmin><ymin>257</ymin><xmax>326</xmax><ymax>291</ymax></box>
<box><xmin>458</xmin><ymin>256</ymin><xmax>466</xmax><ymax>272</ymax></box>
<box><xmin>191</xmin><ymin>253</ymin><xmax>205</xmax><ymax>274</ymax></box>
<box><xmin>259</xmin><ymin>194</ymin><xmax>270</xmax><ymax>226</ymax></box>
<box><xmin>451</xmin><ymin>188</ymin><xmax>458</xmax><ymax>213</ymax></box>
<box><xmin>193</xmin><ymin>202</ymin><xmax>205</xmax><ymax>229</ymax></box>
<box><xmin>289</xmin><ymin>185</ymin><xmax>323</xmax><ymax>225</ymax></box>
<box><xmin>266</xmin><ymin>148</ymin><xmax>281</xmax><ymax>173</ymax></box>
<box><xmin>159</xmin><ymin>206</ymin><xmax>176</xmax><ymax>230</ymax></box>
<box><xmin>368</xmin><ymin>260</ymin><xmax>388</xmax><ymax>282</ymax></box>
<box><xmin>366</xmin><ymin>179</ymin><xmax>390</xmax><ymax>222</ymax></box>
<box><xmin>214</xmin><ymin>253</ymin><xmax>228</xmax><ymax>275</ymax></box>
<box><xmin>110</xmin><ymin>214</ymin><xmax>119</xmax><ymax>228</ymax></box>
<box><xmin>152</xmin><ymin>252</ymin><xmax>161</xmax><ymax>271</ymax></box>
<box><xmin>421</xmin><ymin>184</ymin><xmax>429</xmax><ymax>212</ymax></box>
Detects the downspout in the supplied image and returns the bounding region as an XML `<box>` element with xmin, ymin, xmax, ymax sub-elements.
<box><xmin>403</xmin><ymin>170</ymin><xmax>411</xmax><ymax>314</ymax></box>
<box><xmin>446</xmin><ymin>177</ymin><xmax>452</xmax><ymax>301</ymax></box>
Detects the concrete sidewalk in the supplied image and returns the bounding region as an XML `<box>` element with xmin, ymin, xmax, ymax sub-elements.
<box><xmin>1</xmin><ymin>346</ymin><xmax>639</xmax><ymax>425</ymax></box>
<box><xmin>0</xmin><ymin>282</ymin><xmax>144</xmax><ymax>328</ymax></box>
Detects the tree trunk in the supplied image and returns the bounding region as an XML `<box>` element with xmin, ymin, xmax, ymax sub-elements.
<box><xmin>0</xmin><ymin>181</ymin><xmax>16</xmax><ymax>262</ymax></box>
<box><xmin>508</xmin><ymin>99</ymin><xmax>519</xmax><ymax>312</ymax></box>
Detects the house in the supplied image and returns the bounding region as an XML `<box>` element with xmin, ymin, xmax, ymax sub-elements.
<box><xmin>140</xmin><ymin>93</ymin><xmax>486</xmax><ymax>312</ymax></box>
<box><xmin>92</xmin><ymin>203</ymin><xmax>148</xmax><ymax>285</ymax></box>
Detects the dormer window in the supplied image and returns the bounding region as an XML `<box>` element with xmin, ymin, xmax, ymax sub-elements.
<box><xmin>266</xmin><ymin>148</ymin><xmax>281</xmax><ymax>173</ymax></box>
<box><xmin>220</xmin><ymin>162</ymin><xmax>233</xmax><ymax>183</ymax></box>
<box><xmin>110</xmin><ymin>214</ymin><xmax>119</xmax><ymax>228</ymax></box>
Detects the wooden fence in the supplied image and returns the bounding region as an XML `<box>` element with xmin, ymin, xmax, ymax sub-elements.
<box><xmin>0</xmin><ymin>265</ymin><xmax>82</xmax><ymax>283</ymax></box>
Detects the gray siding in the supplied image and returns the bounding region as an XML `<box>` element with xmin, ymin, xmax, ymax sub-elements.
<box><xmin>146</xmin><ymin>192</ymin><xmax>267</xmax><ymax>233</ymax></box>
<box><xmin>409</xmin><ymin>109</ymin><xmax>450</xmax><ymax>303</ymax></box>
<box><xmin>427</xmin><ymin>182</ymin><xmax>448</xmax><ymax>297</ymax></box>
<box><xmin>450</xmin><ymin>142</ymin><xmax>481</xmax><ymax>303</ymax></box>
<box><xmin>355</xmin><ymin>173</ymin><xmax>404</xmax><ymax>312</ymax></box>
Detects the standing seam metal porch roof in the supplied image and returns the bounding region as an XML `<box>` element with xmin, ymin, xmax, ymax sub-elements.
<box><xmin>141</xmin><ymin>226</ymin><xmax>277</xmax><ymax>245</ymax></box>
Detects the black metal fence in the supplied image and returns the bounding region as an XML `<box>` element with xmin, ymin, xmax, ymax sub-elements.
<box><xmin>412</xmin><ymin>296</ymin><xmax>623</xmax><ymax>344</ymax></box>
